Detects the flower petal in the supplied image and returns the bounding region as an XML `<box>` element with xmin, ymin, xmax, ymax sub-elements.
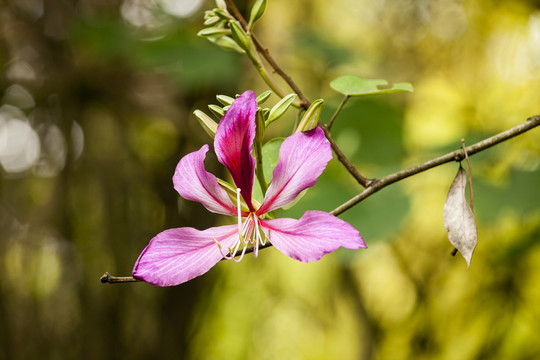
<box><xmin>214</xmin><ymin>90</ymin><xmax>257</xmax><ymax>211</ymax></box>
<box><xmin>257</xmin><ymin>126</ymin><xmax>332</xmax><ymax>215</ymax></box>
<box><xmin>173</xmin><ymin>145</ymin><xmax>237</xmax><ymax>215</ymax></box>
<box><xmin>133</xmin><ymin>225</ymin><xmax>239</xmax><ymax>286</ymax></box>
<box><xmin>260</xmin><ymin>210</ymin><xmax>365</xmax><ymax>262</ymax></box>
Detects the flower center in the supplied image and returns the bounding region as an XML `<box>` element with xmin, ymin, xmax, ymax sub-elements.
<box><xmin>213</xmin><ymin>188</ymin><xmax>268</xmax><ymax>262</ymax></box>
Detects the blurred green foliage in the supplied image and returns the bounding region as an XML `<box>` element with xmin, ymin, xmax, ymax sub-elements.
<box><xmin>1</xmin><ymin>0</ymin><xmax>539</xmax><ymax>359</ymax></box>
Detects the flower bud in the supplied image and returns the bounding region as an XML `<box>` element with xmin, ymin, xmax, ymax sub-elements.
<box><xmin>215</xmin><ymin>0</ymin><xmax>227</xmax><ymax>11</ymax></box>
<box><xmin>197</xmin><ymin>27</ymin><xmax>230</xmax><ymax>38</ymax></box>
<box><xmin>248</xmin><ymin>0</ymin><xmax>267</xmax><ymax>29</ymax></box>
<box><xmin>213</xmin><ymin>9</ymin><xmax>231</xmax><ymax>20</ymax></box>
<box><xmin>194</xmin><ymin>110</ymin><xmax>218</xmax><ymax>138</ymax></box>
<box><xmin>229</xmin><ymin>20</ymin><xmax>252</xmax><ymax>54</ymax></box>
<box><xmin>295</xmin><ymin>99</ymin><xmax>324</xmax><ymax>132</ymax></box>
<box><xmin>266</xmin><ymin>93</ymin><xmax>296</xmax><ymax>125</ymax></box>
<box><xmin>216</xmin><ymin>94</ymin><xmax>235</xmax><ymax>106</ymax></box>
<box><xmin>256</xmin><ymin>90</ymin><xmax>272</xmax><ymax>105</ymax></box>
<box><xmin>210</xmin><ymin>36</ymin><xmax>245</xmax><ymax>53</ymax></box>
<box><xmin>204</xmin><ymin>15</ymin><xmax>221</xmax><ymax>26</ymax></box>
<box><xmin>208</xmin><ymin>104</ymin><xmax>225</xmax><ymax>118</ymax></box>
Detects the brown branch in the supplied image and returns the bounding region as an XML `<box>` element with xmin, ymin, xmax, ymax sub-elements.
<box><xmin>224</xmin><ymin>0</ymin><xmax>310</xmax><ymax>109</ymax></box>
<box><xmin>100</xmin><ymin>272</ymin><xmax>140</xmax><ymax>284</ymax></box>
<box><xmin>331</xmin><ymin>115</ymin><xmax>540</xmax><ymax>216</ymax></box>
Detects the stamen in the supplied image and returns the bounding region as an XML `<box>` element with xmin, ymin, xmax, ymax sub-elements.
<box><xmin>214</xmin><ymin>199</ymin><xmax>270</xmax><ymax>262</ymax></box>
<box><xmin>231</xmin><ymin>243</ymin><xmax>248</xmax><ymax>262</ymax></box>
<box><xmin>213</xmin><ymin>238</ymin><xmax>233</xmax><ymax>259</ymax></box>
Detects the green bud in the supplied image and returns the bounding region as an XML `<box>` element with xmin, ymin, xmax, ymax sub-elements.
<box><xmin>248</xmin><ymin>0</ymin><xmax>267</xmax><ymax>29</ymax></box>
<box><xmin>295</xmin><ymin>99</ymin><xmax>324</xmax><ymax>132</ymax></box>
<box><xmin>204</xmin><ymin>10</ymin><xmax>215</xmax><ymax>20</ymax></box>
<box><xmin>256</xmin><ymin>90</ymin><xmax>272</xmax><ymax>105</ymax></box>
<box><xmin>204</xmin><ymin>15</ymin><xmax>221</xmax><ymax>26</ymax></box>
<box><xmin>208</xmin><ymin>104</ymin><xmax>225</xmax><ymax>118</ymax></box>
<box><xmin>216</xmin><ymin>94</ymin><xmax>235</xmax><ymax>106</ymax></box>
<box><xmin>229</xmin><ymin>20</ymin><xmax>252</xmax><ymax>53</ymax></box>
<box><xmin>194</xmin><ymin>110</ymin><xmax>218</xmax><ymax>138</ymax></box>
<box><xmin>215</xmin><ymin>0</ymin><xmax>227</xmax><ymax>11</ymax></box>
<box><xmin>213</xmin><ymin>9</ymin><xmax>231</xmax><ymax>20</ymax></box>
<box><xmin>266</xmin><ymin>93</ymin><xmax>297</xmax><ymax>125</ymax></box>
<box><xmin>197</xmin><ymin>27</ymin><xmax>230</xmax><ymax>38</ymax></box>
<box><xmin>209</xmin><ymin>36</ymin><xmax>245</xmax><ymax>53</ymax></box>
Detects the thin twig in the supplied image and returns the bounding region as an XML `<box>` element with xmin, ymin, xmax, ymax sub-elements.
<box><xmin>100</xmin><ymin>272</ymin><xmax>140</xmax><ymax>283</ymax></box>
<box><xmin>327</xmin><ymin>95</ymin><xmax>349</xmax><ymax>130</ymax></box>
<box><xmin>102</xmin><ymin>115</ymin><xmax>540</xmax><ymax>283</ymax></box>
<box><xmin>331</xmin><ymin>115</ymin><xmax>540</xmax><ymax>216</ymax></box>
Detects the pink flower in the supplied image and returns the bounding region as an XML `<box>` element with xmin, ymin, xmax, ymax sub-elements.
<box><xmin>133</xmin><ymin>90</ymin><xmax>366</xmax><ymax>286</ymax></box>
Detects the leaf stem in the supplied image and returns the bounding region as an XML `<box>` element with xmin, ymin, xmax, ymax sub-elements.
<box><xmin>327</xmin><ymin>95</ymin><xmax>349</xmax><ymax>130</ymax></box>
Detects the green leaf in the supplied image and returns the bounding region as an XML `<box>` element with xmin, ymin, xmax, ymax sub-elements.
<box><xmin>262</xmin><ymin>137</ymin><xmax>284</xmax><ymax>181</ymax></box>
<box><xmin>330</xmin><ymin>75</ymin><xmax>413</xmax><ymax>96</ymax></box>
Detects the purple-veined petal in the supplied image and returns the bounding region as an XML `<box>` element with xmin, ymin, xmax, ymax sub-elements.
<box><xmin>173</xmin><ymin>145</ymin><xmax>237</xmax><ymax>216</ymax></box>
<box><xmin>214</xmin><ymin>90</ymin><xmax>257</xmax><ymax>211</ymax></box>
<box><xmin>257</xmin><ymin>127</ymin><xmax>332</xmax><ymax>215</ymax></box>
<box><xmin>133</xmin><ymin>224</ymin><xmax>239</xmax><ymax>286</ymax></box>
<box><xmin>260</xmin><ymin>210</ymin><xmax>365</xmax><ymax>262</ymax></box>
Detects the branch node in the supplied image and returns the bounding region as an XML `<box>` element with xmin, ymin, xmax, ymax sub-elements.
<box><xmin>100</xmin><ymin>272</ymin><xmax>111</xmax><ymax>283</ymax></box>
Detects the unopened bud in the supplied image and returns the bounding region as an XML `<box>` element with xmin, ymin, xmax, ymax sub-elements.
<box><xmin>256</xmin><ymin>90</ymin><xmax>272</xmax><ymax>105</ymax></box>
<box><xmin>210</xmin><ymin>36</ymin><xmax>245</xmax><ymax>53</ymax></box>
<box><xmin>208</xmin><ymin>104</ymin><xmax>225</xmax><ymax>118</ymax></box>
<box><xmin>204</xmin><ymin>15</ymin><xmax>221</xmax><ymax>26</ymax></box>
<box><xmin>229</xmin><ymin>20</ymin><xmax>252</xmax><ymax>53</ymax></box>
<box><xmin>266</xmin><ymin>93</ymin><xmax>297</xmax><ymax>125</ymax></box>
<box><xmin>248</xmin><ymin>0</ymin><xmax>267</xmax><ymax>29</ymax></box>
<box><xmin>295</xmin><ymin>99</ymin><xmax>324</xmax><ymax>132</ymax></box>
<box><xmin>215</xmin><ymin>0</ymin><xmax>227</xmax><ymax>11</ymax></box>
<box><xmin>213</xmin><ymin>9</ymin><xmax>230</xmax><ymax>20</ymax></box>
<box><xmin>197</xmin><ymin>27</ymin><xmax>230</xmax><ymax>38</ymax></box>
<box><xmin>194</xmin><ymin>110</ymin><xmax>218</xmax><ymax>138</ymax></box>
<box><xmin>216</xmin><ymin>94</ymin><xmax>235</xmax><ymax>106</ymax></box>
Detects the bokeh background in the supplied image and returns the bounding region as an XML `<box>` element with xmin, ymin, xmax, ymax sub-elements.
<box><xmin>1</xmin><ymin>0</ymin><xmax>539</xmax><ymax>359</ymax></box>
